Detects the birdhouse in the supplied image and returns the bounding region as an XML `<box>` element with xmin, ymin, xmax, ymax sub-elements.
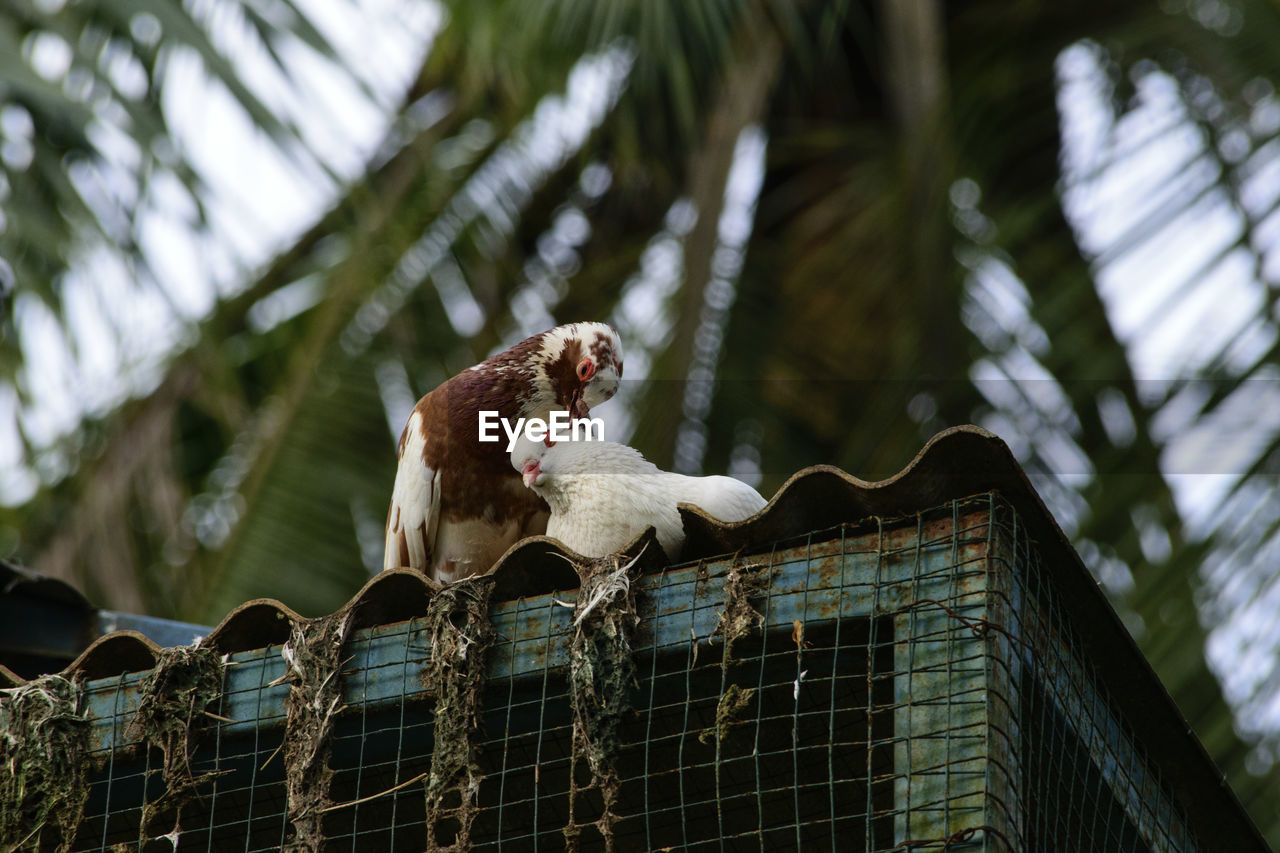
<box><xmin>0</xmin><ymin>427</ymin><xmax>1266</xmax><ymax>851</ymax></box>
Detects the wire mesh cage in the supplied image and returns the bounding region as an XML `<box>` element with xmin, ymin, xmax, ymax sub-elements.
<box><xmin>1</xmin><ymin>492</ymin><xmax>1237</xmax><ymax>851</ymax></box>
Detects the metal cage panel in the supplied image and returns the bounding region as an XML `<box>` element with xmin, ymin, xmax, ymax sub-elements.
<box><xmin>26</xmin><ymin>495</ymin><xmax>1206</xmax><ymax>851</ymax></box>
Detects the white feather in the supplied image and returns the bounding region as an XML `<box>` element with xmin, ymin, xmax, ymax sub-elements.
<box><xmin>510</xmin><ymin>436</ymin><xmax>767</xmax><ymax>559</ymax></box>
<box><xmin>669</xmin><ymin>474</ymin><xmax>770</xmax><ymax>525</ymax></box>
<box><xmin>383</xmin><ymin>411</ymin><xmax>440</xmax><ymax>572</ymax></box>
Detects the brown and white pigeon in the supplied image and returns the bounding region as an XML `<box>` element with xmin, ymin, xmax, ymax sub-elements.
<box><xmin>384</xmin><ymin>323</ymin><xmax>623</xmax><ymax>582</ymax></box>
<box><xmin>509</xmin><ymin>435</ymin><xmax>767</xmax><ymax>559</ymax></box>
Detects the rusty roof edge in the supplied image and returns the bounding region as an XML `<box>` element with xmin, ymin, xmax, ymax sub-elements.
<box><xmin>486</xmin><ymin>528</ymin><xmax>671</xmax><ymax>598</ymax></box>
<box><xmin>0</xmin><ymin>663</ymin><xmax>24</xmax><ymax>689</ymax></box>
<box><xmin>341</xmin><ymin>569</ymin><xmax>439</xmax><ymax>632</ymax></box>
<box><xmin>679</xmin><ymin>424</ymin><xmax>1021</xmax><ymax>556</ymax></box>
<box><xmin>65</xmin><ymin>630</ymin><xmax>161</xmax><ymax>682</ymax></box>
<box><xmin>488</xmin><ymin>426</ymin><xmax>1016</xmax><ymax>580</ymax></box>
<box><xmin>201</xmin><ymin>598</ymin><xmax>306</xmax><ymax>655</ymax></box>
<box><xmin>1</xmin><ymin>558</ymin><xmax>92</xmax><ymax>610</ymax></box>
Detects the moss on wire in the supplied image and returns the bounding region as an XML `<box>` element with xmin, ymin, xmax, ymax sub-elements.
<box><xmin>712</xmin><ymin>559</ymin><xmax>774</xmax><ymax>666</ymax></box>
<box><xmin>700</xmin><ymin>682</ymin><xmax>756</xmax><ymax>747</ymax></box>
<box><xmin>564</xmin><ymin>550</ymin><xmax>643</xmax><ymax>853</ymax></box>
<box><xmin>280</xmin><ymin>610</ymin><xmax>353</xmax><ymax>853</ymax></box>
<box><xmin>0</xmin><ymin>674</ymin><xmax>90</xmax><ymax>853</ymax></box>
<box><xmin>704</xmin><ymin>558</ymin><xmax>777</xmax><ymax>746</ymax></box>
<box><xmin>703</xmin><ymin>555</ymin><xmax>775</xmax><ymax>830</ymax></box>
<box><xmin>129</xmin><ymin>643</ymin><xmax>227</xmax><ymax>840</ymax></box>
<box><xmin>420</xmin><ymin>575</ymin><xmax>496</xmax><ymax>853</ymax></box>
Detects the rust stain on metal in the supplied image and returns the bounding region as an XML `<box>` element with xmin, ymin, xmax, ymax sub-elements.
<box><xmin>516</xmin><ymin>619</ymin><xmax>552</xmax><ymax>642</ymax></box>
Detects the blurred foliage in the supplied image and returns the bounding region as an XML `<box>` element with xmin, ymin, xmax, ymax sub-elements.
<box><xmin>3</xmin><ymin>0</ymin><xmax>1280</xmax><ymax>842</ymax></box>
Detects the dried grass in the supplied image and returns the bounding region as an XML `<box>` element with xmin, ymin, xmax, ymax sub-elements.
<box><xmin>564</xmin><ymin>550</ymin><xmax>643</xmax><ymax>853</ymax></box>
<box><xmin>421</xmin><ymin>576</ymin><xmax>496</xmax><ymax>853</ymax></box>
<box><xmin>130</xmin><ymin>643</ymin><xmax>226</xmax><ymax>840</ymax></box>
<box><xmin>0</xmin><ymin>675</ymin><xmax>89</xmax><ymax>853</ymax></box>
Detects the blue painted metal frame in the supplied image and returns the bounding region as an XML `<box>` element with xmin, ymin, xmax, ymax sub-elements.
<box><xmin>73</xmin><ymin>494</ymin><xmax>1208</xmax><ymax>852</ymax></box>
<box><xmin>82</xmin><ymin>504</ymin><xmax>987</xmax><ymax>753</ymax></box>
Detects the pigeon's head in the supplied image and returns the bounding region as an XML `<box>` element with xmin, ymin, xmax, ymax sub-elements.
<box><xmin>532</xmin><ymin>322</ymin><xmax>623</xmax><ymax>421</ymax></box>
<box><xmin>510</xmin><ymin>434</ymin><xmax>553</xmax><ymax>491</ymax></box>
<box><xmin>510</xmin><ymin>433</ymin><xmax>597</xmax><ymax>493</ymax></box>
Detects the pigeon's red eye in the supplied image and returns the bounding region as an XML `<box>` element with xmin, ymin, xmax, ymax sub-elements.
<box><xmin>576</xmin><ymin>357</ymin><xmax>595</xmax><ymax>381</ymax></box>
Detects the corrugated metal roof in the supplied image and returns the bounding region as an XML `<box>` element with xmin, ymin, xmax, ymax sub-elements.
<box><xmin>0</xmin><ymin>560</ymin><xmax>209</xmax><ymax>682</ymax></box>
<box><xmin>0</xmin><ymin>424</ymin><xmax>1267</xmax><ymax>850</ymax></box>
<box><xmin>0</xmin><ymin>558</ymin><xmax>95</xmax><ymax>677</ymax></box>
<box><xmin>8</xmin><ymin>424</ymin><xmax>1050</xmax><ymax>688</ymax></box>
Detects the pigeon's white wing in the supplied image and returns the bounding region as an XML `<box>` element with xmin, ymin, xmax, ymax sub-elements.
<box><xmin>383</xmin><ymin>410</ymin><xmax>441</xmax><ymax>572</ymax></box>
<box><xmin>673</xmin><ymin>474</ymin><xmax>767</xmax><ymax>523</ymax></box>
<box><xmin>541</xmin><ymin>469</ymin><xmax>684</xmax><ymax>559</ymax></box>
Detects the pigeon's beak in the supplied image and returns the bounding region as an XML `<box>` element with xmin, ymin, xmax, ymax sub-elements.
<box><xmin>522</xmin><ymin>460</ymin><xmax>541</xmax><ymax>488</ymax></box>
<box><xmin>570</xmin><ymin>388</ymin><xmax>590</xmax><ymax>421</ymax></box>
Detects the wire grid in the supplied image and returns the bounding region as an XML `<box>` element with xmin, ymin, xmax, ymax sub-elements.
<box><xmin>995</xmin><ymin>510</ymin><xmax>1201</xmax><ymax>853</ymax></box>
<box><xmin>72</xmin><ymin>642</ymin><xmax>294</xmax><ymax>851</ymax></box>
<box><xmin>55</xmin><ymin>494</ymin><xmax>1203</xmax><ymax>852</ymax></box>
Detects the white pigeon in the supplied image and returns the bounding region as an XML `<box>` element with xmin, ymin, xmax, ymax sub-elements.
<box><xmin>509</xmin><ymin>435</ymin><xmax>767</xmax><ymax>559</ymax></box>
